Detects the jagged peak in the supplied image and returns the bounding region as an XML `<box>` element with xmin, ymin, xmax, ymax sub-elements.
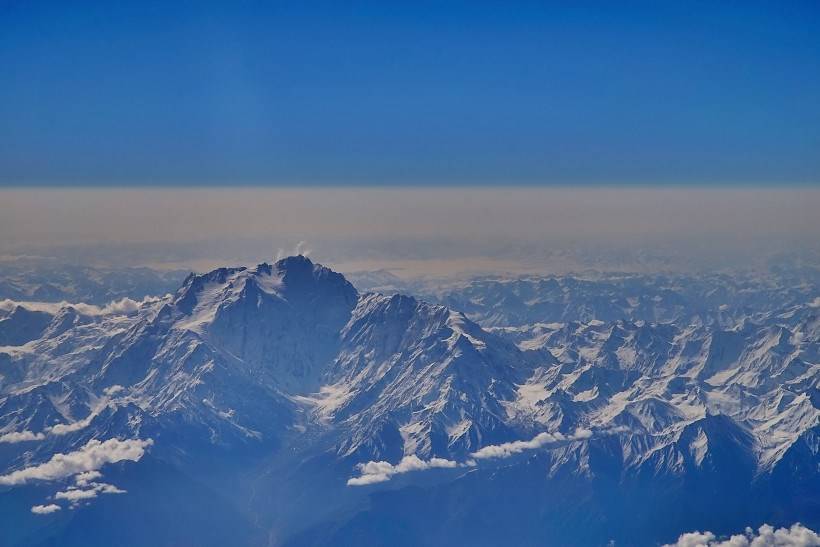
<box><xmin>272</xmin><ymin>255</ymin><xmax>356</xmax><ymax>297</ymax></box>
<box><xmin>173</xmin><ymin>257</ymin><xmax>357</xmax><ymax>319</ymax></box>
<box><xmin>273</xmin><ymin>253</ymin><xmax>314</xmax><ymax>271</ymax></box>
<box><xmin>4</xmin><ymin>304</ymin><xmax>52</xmax><ymax>320</ymax></box>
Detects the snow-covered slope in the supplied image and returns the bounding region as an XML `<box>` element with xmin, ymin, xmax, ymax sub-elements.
<box><xmin>371</xmin><ymin>268</ymin><xmax>820</xmax><ymax>329</ymax></box>
<box><xmin>0</xmin><ymin>256</ymin><xmax>817</xmax><ymax>546</ymax></box>
<box><xmin>0</xmin><ymin>259</ymin><xmax>185</xmax><ymax>304</ymax></box>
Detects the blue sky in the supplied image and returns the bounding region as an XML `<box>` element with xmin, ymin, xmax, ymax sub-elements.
<box><xmin>1</xmin><ymin>1</ymin><xmax>818</xmax><ymax>186</ymax></box>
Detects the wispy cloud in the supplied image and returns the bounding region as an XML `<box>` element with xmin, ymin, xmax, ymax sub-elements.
<box><xmin>470</xmin><ymin>428</ymin><xmax>592</xmax><ymax>460</ymax></box>
<box><xmin>663</xmin><ymin>523</ymin><xmax>820</xmax><ymax>547</ymax></box>
<box><xmin>0</xmin><ymin>430</ymin><xmax>46</xmax><ymax>444</ymax></box>
<box><xmin>0</xmin><ymin>385</ymin><xmax>126</xmax><ymax>443</ymax></box>
<box><xmin>275</xmin><ymin>240</ymin><xmax>312</xmax><ymax>261</ymax></box>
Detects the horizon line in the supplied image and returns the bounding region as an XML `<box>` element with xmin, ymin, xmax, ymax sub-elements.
<box><xmin>1</xmin><ymin>181</ymin><xmax>819</xmax><ymax>189</ymax></box>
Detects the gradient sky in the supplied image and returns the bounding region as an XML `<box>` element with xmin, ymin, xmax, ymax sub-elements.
<box><xmin>1</xmin><ymin>1</ymin><xmax>819</xmax><ymax>186</ymax></box>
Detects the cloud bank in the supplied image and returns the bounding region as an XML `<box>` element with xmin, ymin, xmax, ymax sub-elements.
<box><xmin>0</xmin><ymin>438</ymin><xmax>152</xmax><ymax>486</ymax></box>
<box><xmin>663</xmin><ymin>523</ymin><xmax>820</xmax><ymax>547</ymax></box>
<box><xmin>0</xmin><ymin>296</ymin><xmax>165</xmax><ymax>318</ymax></box>
<box><xmin>30</xmin><ymin>504</ymin><xmax>61</xmax><ymax>515</ymax></box>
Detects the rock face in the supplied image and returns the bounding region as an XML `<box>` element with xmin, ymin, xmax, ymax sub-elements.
<box><xmin>0</xmin><ymin>256</ymin><xmax>817</xmax><ymax>547</ymax></box>
<box><xmin>0</xmin><ymin>306</ymin><xmax>53</xmax><ymax>346</ymax></box>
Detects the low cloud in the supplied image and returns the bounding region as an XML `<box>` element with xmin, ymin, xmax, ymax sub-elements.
<box><xmin>0</xmin><ymin>438</ymin><xmax>153</xmax><ymax>486</ymax></box>
<box><xmin>0</xmin><ymin>430</ymin><xmax>46</xmax><ymax>443</ymax></box>
<box><xmin>663</xmin><ymin>523</ymin><xmax>820</xmax><ymax>547</ymax></box>
<box><xmin>347</xmin><ymin>455</ymin><xmax>459</xmax><ymax>486</ymax></box>
<box><xmin>347</xmin><ymin>428</ymin><xmax>595</xmax><ymax>486</ymax></box>
<box><xmin>0</xmin><ymin>385</ymin><xmax>127</xmax><ymax>443</ymax></box>
<box><xmin>54</xmin><ymin>481</ymin><xmax>126</xmax><ymax>506</ymax></box>
<box><xmin>19</xmin><ymin>444</ymin><xmax>136</xmax><ymax>513</ymax></box>
<box><xmin>47</xmin><ymin>417</ymin><xmax>97</xmax><ymax>436</ymax></box>
<box><xmin>470</xmin><ymin>428</ymin><xmax>593</xmax><ymax>460</ymax></box>
<box><xmin>30</xmin><ymin>504</ymin><xmax>61</xmax><ymax>515</ymax></box>
<box><xmin>0</xmin><ymin>296</ymin><xmax>165</xmax><ymax>318</ymax></box>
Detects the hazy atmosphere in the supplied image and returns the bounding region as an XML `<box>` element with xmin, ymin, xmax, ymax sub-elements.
<box><xmin>2</xmin><ymin>187</ymin><xmax>818</xmax><ymax>276</ymax></box>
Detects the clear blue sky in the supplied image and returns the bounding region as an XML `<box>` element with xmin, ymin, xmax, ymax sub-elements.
<box><xmin>1</xmin><ymin>1</ymin><xmax>818</xmax><ymax>186</ymax></box>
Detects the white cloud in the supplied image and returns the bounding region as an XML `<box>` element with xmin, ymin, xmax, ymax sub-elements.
<box><xmin>667</xmin><ymin>531</ymin><xmax>718</xmax><ymax>547</ymax></box>
<box><xmin>97</xmin><ymin>297</ymin><xmax>145</xmax><ymax>315</ymax></box>
<box><xmin>346</xmin><ymin>473</ymin><xmax>391</xmax><ymax>486</ymax></box>
<box><xmin>347</xmin><ymin>428</ymin><xmax>595</xmax><ymax>486</ymax></box>
<box><xmin>0</xmin><ymin>438</ymin><xmax>153</xmax><ymax>486</ymax></box>
<box><xmin>0</xmin><ymin>430</ymin><xmax>46</xmax><ymax>443</ymax></box>
<box><xmin>47</xmin><ymin>417</ymin><xmax>97</xmax><ymax>436</ymax></box>
<box><xmin>31</xmin><ymin>504</ymin><xmax>61</xmax><ymax>515</ymax></box>
<box><xmin>347</xmin><ymin>455</ymin><xmax>459</xmax><ymax>486</ymax></box>
<box><xmin>74</xmin><ymin>470</ymin><xmax>102</xmax><ymax>487</ymax></box>
<box><xmin>663</xmin><ymin>523</ymin><xmax>820</xmax><ymax>547</ymax></box>
<box><xmin>8</xmin><ymin>385</ymin><xmax>128</xmax><ymax>441</ymax></box>
<box><xmin>54</xmin><ymin>487</ymin><xmax>101</xmax><ymax>503</ymax></box>
<box><xmin>0</xmin><ymin>386</ymin><xmax>127</xmax><ymax>446</ymax></box>
<box><xmin>470</xmin><ymin>428</ymin><xmax>593</xmax><ymax>460</ymax></box>
<box><xmin>54</xmin><ymin>481</ymin><xmax>126</xmax><ymax>506</ymax></box>
<box><xmin>27</xmin><ymin>455</ymin><xmax>131</xmax><ymax>512</ymax></box>
<box><xmin>103</xmin><ymin>385</ymin><xmax>125</xmax><ymax>397</ymax></box>
<box><xmin>98</xmin><ymin>483</ymin><xmax>126</xmax><ymax>494</ymax></box>
<box><xmin>0</xmin><ymin>296</ymin><xmax>165</xmax><ymax>318</ymax></box>
<box><xmin>47</xmin><ymin>385</ymin><xmax>126</xmax><ymax>436</ymax></box>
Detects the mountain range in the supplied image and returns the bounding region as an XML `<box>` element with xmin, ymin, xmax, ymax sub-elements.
<box><xmin>0</xmin><ymin>256</ymin><xmax>817</xmax><ymax>546</ymax></box>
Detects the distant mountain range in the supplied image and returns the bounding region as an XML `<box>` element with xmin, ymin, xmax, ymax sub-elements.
<box><xmin>0</xmin><ymin>259</ymin><xmax>186</xmax><ymax>305</ymax></box>
<box><xmin>0</xmin><ymin>257</ymin><xmax>817</xmax><ymax>546</ymax></box>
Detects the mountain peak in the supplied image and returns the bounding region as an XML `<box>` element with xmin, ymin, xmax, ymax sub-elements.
<box><xmin>174</xmin><ymin>257</ymin><xmax>357</xmax><ymax>314</ymax></box>
<box><xmin>268</xmin><ymin>256</ymin><xmax>358</xmax><ymax>304</ymax></box>
<box><xmin>169</xmin><ymin>257</ymin><xmax>359</xmax><ymax>347</ymax></box>
<box><xmin>273</xmin><ymin>254</ymin><xmax>314</xmax><ymax>271</ymax></box>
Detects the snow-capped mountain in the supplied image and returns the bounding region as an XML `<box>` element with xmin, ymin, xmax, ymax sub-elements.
<box><xmin>352</xmin><ymin>267</ymin><xmax>820</xmax><ymax>329</ymax></box>
<box><xmin>0</xmin><ymin>257</ymin><xmax>817</xmax><ymax>546</ymax></box>
<box><xmin>0</xmin><ymin>258</ymin><xmax>186</xmax><ymax>304</ymax></box>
